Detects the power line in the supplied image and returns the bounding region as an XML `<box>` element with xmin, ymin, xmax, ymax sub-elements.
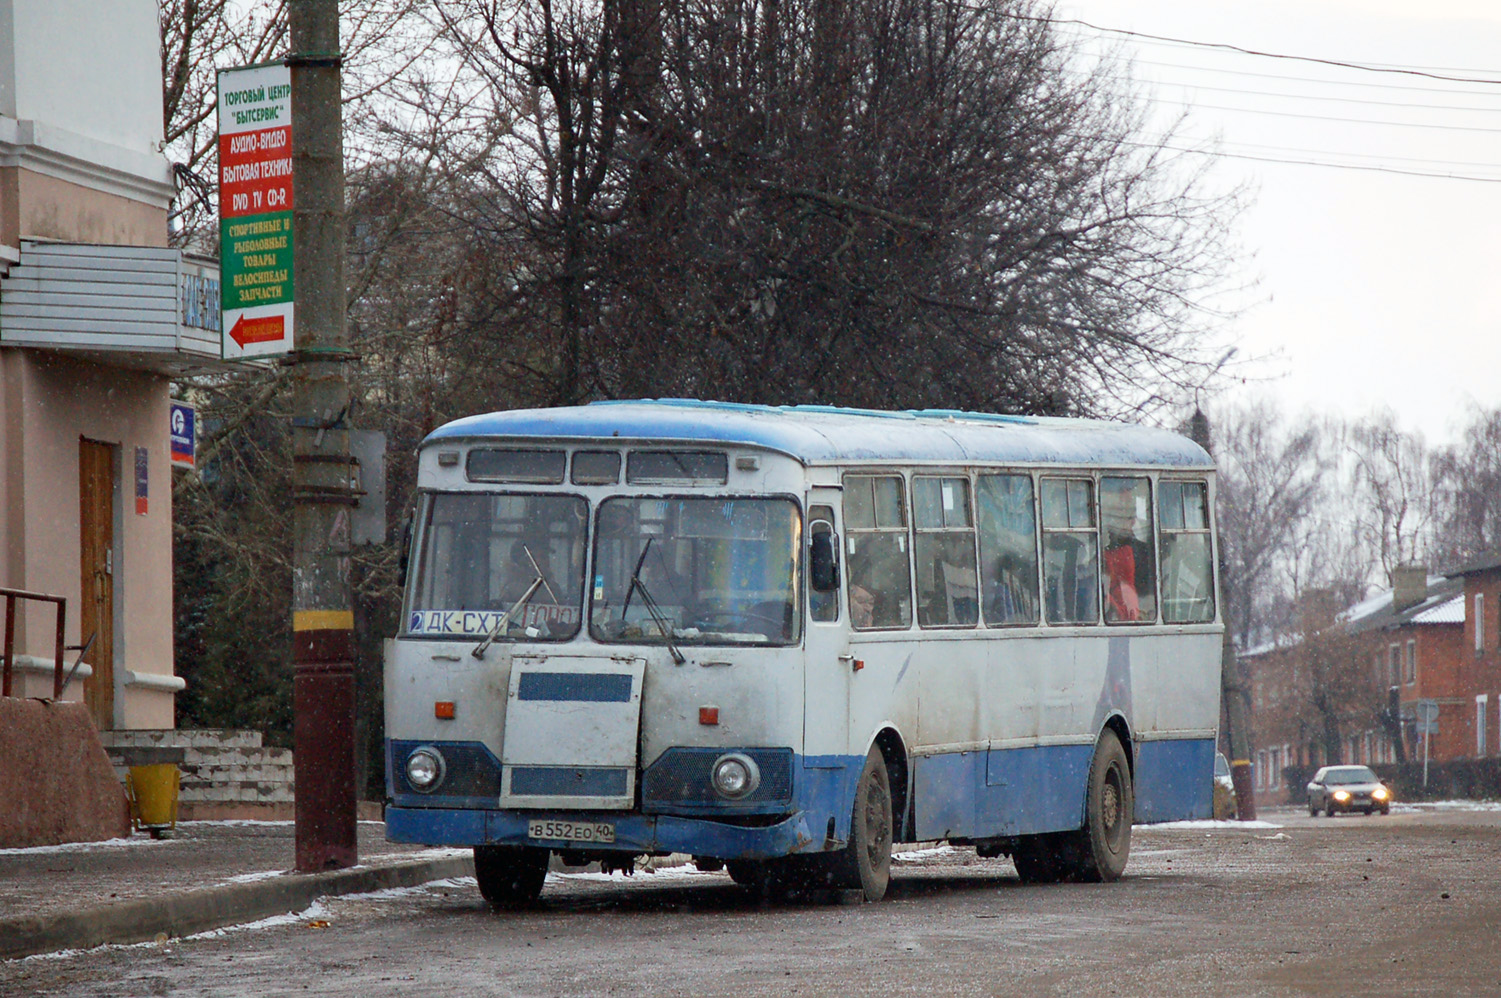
<box><xmin>1064</xmin><ymin>27</ymin><xmax>1501</xmax><ymax>79</ymax></box>
<box><xmin>1124</xmin><ymin>56</ymin><xmax>1501</xmax><ymax>100</ymax></box>
<box><xmin>1144</xmin><ymin>74</ymin><xmax>1501</xmax><ymax>114</ymax></box>
<box><xmin>1137</xmin><ymin>141</ymin><xmax>1501</xmax><ymax>183</ymax></box>
<box><xmin>1026</xmin><ymin>12</ymin><xmax>1501</xmax><ymax>86</ymax></box>
<box><xmin>1147</xmin><ymin>135</ymin><xmax>1501</xmax><ymax>171</ymax></box>
<box><xmin>1142</xmin><ymin>97</ymin><xmax>1501</xmax><ymax>134</ymax></box>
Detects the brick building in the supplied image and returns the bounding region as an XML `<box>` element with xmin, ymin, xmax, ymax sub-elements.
<box><xmin>1448</xmin><ymin>556</ymin><xmax>1501</xmax><ymax>758</ymax></box>
<box><xmin>1240</xmin><ymin>563</ymin><xmax>1501</xmax><ymax>803</ymax></box>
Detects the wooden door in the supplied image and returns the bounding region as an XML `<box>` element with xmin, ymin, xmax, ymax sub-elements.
<box><xmin>80</xmin><ymin>439</ymin><xmax>115</xmax><ymax>729</ymax></box>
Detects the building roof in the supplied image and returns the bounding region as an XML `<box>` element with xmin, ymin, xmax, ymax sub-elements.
<box><xmin>1344</xmin><ymin>574</ymin><xmax>1465</xmax><ymax>635</ymax></box>
<box><xmin>1448</xmin><ymin>554</ymin><xmax>1501</xmax><ymax>577</ymax></box>
<box><xmin>422</xmin><ymin>400</ymin><xmax>1214</xmax><ymax>469</ymax></box>
<box><xmin>1410</xmin><ymin>594</ymin><xmax>1465</xmax><ymax>625</ymax></box>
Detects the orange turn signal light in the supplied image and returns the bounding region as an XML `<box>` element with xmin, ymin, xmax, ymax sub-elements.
<box><xmin>435</xmin><ymin>701</ymin><xmax>456</xmax><ymax>720</ymax></box>
<box><xmin>699</xmin><ymin>706</ymin><xmax>720</xmax><ymax>725</ymax></box>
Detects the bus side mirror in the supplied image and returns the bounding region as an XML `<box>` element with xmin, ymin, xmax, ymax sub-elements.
<box><xmin>810</xmin><ymin>531</ymin><xmax>840</xmax><ymax>592</ymax></box>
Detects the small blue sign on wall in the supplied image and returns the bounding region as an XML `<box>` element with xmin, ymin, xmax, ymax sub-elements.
<box><xmin>170</xmin><ymin>401</ymin><xmax>196</xmax><ymax>468</ymax></box>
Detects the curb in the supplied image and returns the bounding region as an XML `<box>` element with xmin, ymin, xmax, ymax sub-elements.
<box><xmin>0</xmin><ymin>854</ymin><xmax>474</xmax><ymax>961</ymax></box>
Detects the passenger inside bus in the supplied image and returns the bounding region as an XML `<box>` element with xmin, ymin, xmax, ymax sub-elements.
<box><xmin>1099</xmin><ymin>477</ymin><xmax>1157</xmax><ymax>624</ymax></box>
<box><xmin>849</xmin><ymin>583</ymin><xmax>877</xmax><ymax>628</ymax></box>
<box><xmin>846</xmin><ymin>548</ymin><xmax>909</xmax><ymax>628</ymax></box>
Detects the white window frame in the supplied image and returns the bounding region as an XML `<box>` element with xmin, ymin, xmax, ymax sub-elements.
<box><xmin>1478</xmin><ymin>593</ymin><xmax>1487</xmax><ymax>652</ymax></box>
<box><xmin>1478</xmin><ymin>695</ymin><xmax>1489</xmax><ymax>757</ymax></box>
<box><xmin>1405</xmin><ymin>639</ymin><xmax>1417</xmax><ymax>685</ymax></box>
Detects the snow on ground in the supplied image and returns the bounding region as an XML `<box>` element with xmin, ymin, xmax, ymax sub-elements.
<box><xmin>554</xmin><ymin>864</ymin><xmax>712</xmax><ymax>884</ymax></box>
<box><xmin>0</xmin><ymin>836</ymin><xmax>168</xmax><ymax>857</ymax></box>
<box><xmin>1140</xmin><ymin>819</ymin><xmax>1283</xmax><ymax>831</ymax></box>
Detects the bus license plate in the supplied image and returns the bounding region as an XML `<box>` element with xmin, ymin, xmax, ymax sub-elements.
<box><xmin>528</xmin><ymin>819</ymin><xmax>616</xmax><ymax>844</ymax></box>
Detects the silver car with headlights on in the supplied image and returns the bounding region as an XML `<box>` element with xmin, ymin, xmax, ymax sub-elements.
<box><xmin>1307</xmin><ymin>765</ymin><xmax>1391</xmax><ymax>816</ymax></box>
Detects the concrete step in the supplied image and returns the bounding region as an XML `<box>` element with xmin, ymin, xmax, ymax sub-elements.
<box><xmin>180</xmin><ymin>745</ymin><xmax>292</xmax><ymax>767</ymax></box>
<box><xmin>179</xmin><ymin>783</ymin><xmax>296</xmax><ymax>804</ymax></box>
<box><xmin>99</xmin><ymin>729</ymin><xmax>264</xmax><ymax>750</ymax></box>
<box><xmin>103</xmin><ymin>729</ymin><xmax>296</xmax><ymax>807</ymax></box>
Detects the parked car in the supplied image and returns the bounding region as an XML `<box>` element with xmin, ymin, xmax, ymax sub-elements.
<box><xmin>1307</xmin><ymin>765</ymin><xmax>1391</xmax><ymax>816</ymax></box>
<box><xmin>1213</xmin><ymin>752</ymin><xmax>1237</xmax><ymax>820</ymax></box>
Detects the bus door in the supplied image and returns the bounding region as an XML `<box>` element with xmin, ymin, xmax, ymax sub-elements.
<box><xmin>802</xmin><ymin>493</ymin><xmax>851</xmax><ymax>765</ymax></box>
<box><xmin>498</xmin><ymin>654</ymin><xmax>646</xmax><ymax>810</ymax></box>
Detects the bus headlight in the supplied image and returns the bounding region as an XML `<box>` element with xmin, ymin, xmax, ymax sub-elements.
<box><xmin>406</xmin><ymin>746</ymin><xmax>446</xmax><ymax>792</ymax></box>
<box><xmin>711</xmin><ymin>753</ymin><xmax>761</xmax><ymax>799</ymax></box>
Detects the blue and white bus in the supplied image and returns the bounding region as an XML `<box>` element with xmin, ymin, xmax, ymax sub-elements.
<box><xmin>385</xmin><ymin>400</ymin><xmax>1222</xmax><ymax>903</ymax></box>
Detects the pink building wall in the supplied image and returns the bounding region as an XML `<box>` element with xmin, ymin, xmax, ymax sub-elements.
<box><xmin>0</xmin><ymin>350</ymin><xmax>175</xmax><ymax>727</ymax></box>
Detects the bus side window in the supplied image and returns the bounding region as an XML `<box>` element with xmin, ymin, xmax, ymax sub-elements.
<box><xmin>808</xmin><ymin>504</ymin><xmax>839</xmax><ymax>623</ymax></box>
<box><xmin>843</xmin><ymin>475</ymin><xmax>913</xmax><ymax>629</ymax></box>
<box><xmin>1100</xmin><ymin>476</ymin><xmax>1158</xmax><ymax>624</ymax></box>
<box><xmin>1158</xmin><ymin>480</ymin><xmax>1216</xmax><ymax>623</ymax></box>
<box><xmin>976</xmin><ymin>474</ymin><xmax>1039</xmax><ymax>625</ymax></box>
<box><xmin>912</xmin><ymin>476</ymin><xmax>977</xmax><ymax>627</ymax></box>
<box><xmin>1040</xmin><ymin>478</ymin><xmax>1098</xmax><ymax>625</ymax></box>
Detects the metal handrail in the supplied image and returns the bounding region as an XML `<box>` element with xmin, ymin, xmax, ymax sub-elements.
<box><xmin>0</xmin><ymin>587</ymin><xmax>67</xmax><ymax>699</ymax></box>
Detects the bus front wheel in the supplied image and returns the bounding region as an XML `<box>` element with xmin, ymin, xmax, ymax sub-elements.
<box><xmin>474</xmin><ymin>845</ymin><xmax>549</xmax><ymax>906</ymax></box>
<box><xmin>1073</xmin><ymin>729</ymin><xmax>1133</xmax><ymax>882</ymax></box>
<box><xmin>830</xmin><ymin>745</ymin><xmax>893</xmax><ymax>902</ymax></box>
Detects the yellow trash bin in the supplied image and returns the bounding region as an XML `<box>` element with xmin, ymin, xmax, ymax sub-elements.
<box><xmin>127</xmin><ymin>763</ymin><xmax>180</xmax><ymax>838</ymax></box>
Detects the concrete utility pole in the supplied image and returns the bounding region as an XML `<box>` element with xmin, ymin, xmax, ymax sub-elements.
<box><xmin>289</xmin><ymin>0</ymin><xmax>356</xmax><ymax>871</ymax></box>
<box><xmin>1189</xmin><ymin>409</ymin><xmax>1257</xmax><ymax>820</ymax></box>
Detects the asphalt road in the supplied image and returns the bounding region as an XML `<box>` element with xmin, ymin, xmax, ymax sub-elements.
<box><xmin>7</xmin><ymin>805</ymin><xmax>1501</xmax><ymax>997</ymax></box>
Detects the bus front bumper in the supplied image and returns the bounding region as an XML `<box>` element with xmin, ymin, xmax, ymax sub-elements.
<box><xmin>385</xmin><ymin>805</ymin><xmax>827</xmax><ymax>860</ymax></box>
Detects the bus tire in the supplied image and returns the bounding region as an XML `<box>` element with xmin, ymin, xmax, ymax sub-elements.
<box><xmin>1072</xmin><ymin>728</ymin><xmax>1133</xmax><ymax>883</ymax></box>
<box><xmin>474</xmin><ymin>845</ymin><xmax>549</xmax><ymax>906</ymax></box>
<box><xmin>726</xmin><ymin>859</ymin><xmax>769</xmax><ymax>889</ymax></box>
<box><xmin>830</xmin><ymin>745</ymin><xmax>893</xmax><ymax>902</ymax></box>
<box><xmin>1011</xmin><ymin>833</ymin><xmax>1071</xmax><ymax>884</ymax></box>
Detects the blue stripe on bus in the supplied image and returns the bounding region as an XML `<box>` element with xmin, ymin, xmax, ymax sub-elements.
<box><xmin>384</xmin><ymin>738</ymin><xmax>1214</xmax><ymax>859</ymax></box>
<box><xmin>385</xmin><ymin>804</ymin><xmax>824</xmax><ymax>860</ymax></box>
<box><xmin>914</xmin><ymin>738</ymin><xmax>1215</xmax><ymax>839</ymax></box>
<box><xmin>913</xmin><ymin>744</ymin><xmax>1093</xmax><ymax>841</ymax></box>
<box><xmin>1133</xmin><ymin>737</ymin><xmax>1214</xmax><ymax>822</ymax></box>
<box><xmin>516</xmin><ymin>672</ymin><xmax>633</xmax><ymax>702</ymax></box>
<box><xmin>510</xmin><ymin>765</ymin><xmax>630</xmax><ymax>796</ymax></box>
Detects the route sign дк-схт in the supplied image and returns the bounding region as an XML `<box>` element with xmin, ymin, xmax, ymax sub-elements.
<box><xmin>217</xmin><ymin>62</ymin><xmax>294</xmax><ymax>359</ymax></box>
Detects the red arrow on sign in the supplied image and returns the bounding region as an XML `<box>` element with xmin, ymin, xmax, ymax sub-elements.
<box><xmin>229</xmin><ymin>314</ymin><xmax>285</xmax><ymax>348</ymax></box>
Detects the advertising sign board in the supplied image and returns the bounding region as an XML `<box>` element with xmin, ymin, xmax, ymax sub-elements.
<box><xmin>217</xmin><ymin>62</ymin><xmax>294</xmax><ymax>359</ymax></box>
<box><xmin>170</xmin><ymin>401</ymin><xmax>196</xmax><ymax>468</ymax></box>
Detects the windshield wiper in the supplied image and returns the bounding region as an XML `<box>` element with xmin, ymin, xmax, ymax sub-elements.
<box><xmin>471</xmin><ymin>575</ymin><xmax>543</xmax><ymax>658</ymax></box>
<box><xmin>471</xmin><ymin>545</ymin><xmax>559</xmax><ymax>659</ymax></box>
<box><xmin>621</xmin><ymin>538</ymin><xmax>684</xmax><ymax>665</ymax></box>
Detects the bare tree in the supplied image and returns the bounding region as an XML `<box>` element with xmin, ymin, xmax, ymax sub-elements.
<box><xmin>1431</xmin><ymin>405</ymin><xmax>1501</xmax><ymax>565</ymax></box>
<box><xmin>1344</xmin><ymin>410</ymin><xmax>1439</xmax><ymax>583</ymax></box>
<box><xmin>426</xmin><ymin>0</ymin><xmax>1243</xmax><ymax>413</ymax></box>
<box><xmin>1210</xmin><ymin>399</ymin><xmax>1334</xmax><ymax>648</ymax></box>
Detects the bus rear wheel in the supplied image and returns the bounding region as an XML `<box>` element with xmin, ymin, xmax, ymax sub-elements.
<box><xmin>1069</xmin><ymin>728</ymin><xmax>1133</xmax><ymax>882</ymax></box>
<box><xmin>474</xmin><ymin>845</ymin><xmax>549</xmax><ymax>906</ymax></box>
<box><xmin>829</xmin><ymin>746</ymin><xmax>893</xmax><ymax>902</ymax></box>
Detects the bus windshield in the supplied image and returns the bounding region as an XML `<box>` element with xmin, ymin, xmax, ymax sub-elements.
<box><xmin>407</xmin><ymin>492</ymin><xmax>588</xmax><ymax>640</ymax></box>
<box><xmin>590</xmin><ymin>496</ymin><xmax>801</xmax><ymax>646</ymax></box>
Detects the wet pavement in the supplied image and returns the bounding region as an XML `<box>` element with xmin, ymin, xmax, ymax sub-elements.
<box><xmin>0</xmin><ymin>820</ymin><xmax>470</xmax><ymax>959</ymax></box>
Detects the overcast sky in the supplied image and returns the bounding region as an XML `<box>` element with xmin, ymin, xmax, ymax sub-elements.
<box><xmin>1058</xmin><ymin>0</ymin><xmax>1501</xmax><ymax>444</ymax></box>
